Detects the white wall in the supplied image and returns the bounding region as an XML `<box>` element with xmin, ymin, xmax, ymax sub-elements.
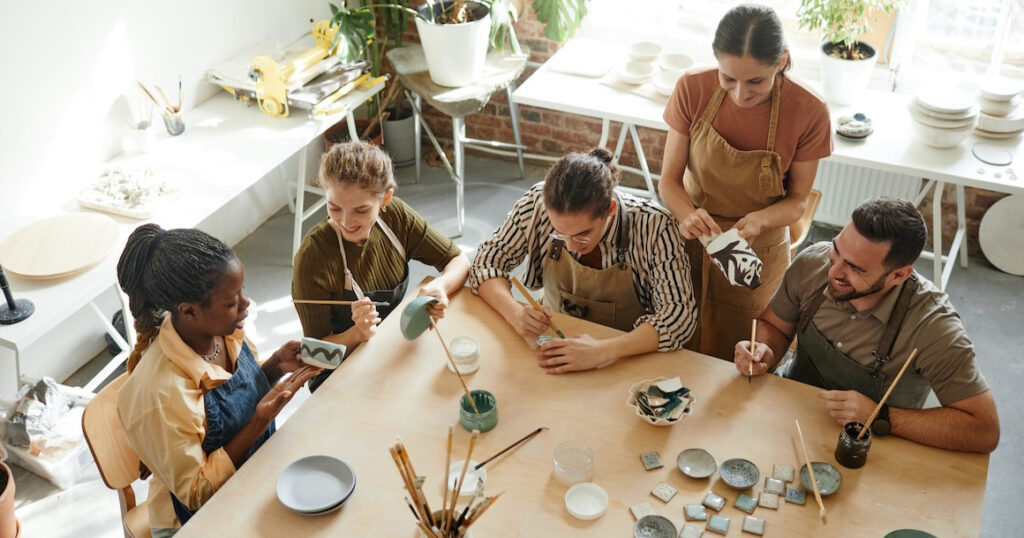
<box><xmin>0</xmin><ymin>0</ymin><xmax>331</xmax><ymax>395</ymax></box>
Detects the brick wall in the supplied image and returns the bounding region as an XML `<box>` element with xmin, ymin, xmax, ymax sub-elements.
<box><xmin>401</xmin><ymin>5</ymin><xmax>1010</xmax><ymax>262</ymax></box>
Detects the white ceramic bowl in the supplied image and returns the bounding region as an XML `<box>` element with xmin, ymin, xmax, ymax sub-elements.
<box><xmin>626</xmin><ymin>376</ymin><xmax>695</xmax><ymax>426</ymax></box>
<box><xmin>616</xmin><ymin>61</ymin><xmax>654</xmax><ymax>85</ymax></box>
<box><xmin>911</xmin><ymin>100</ymin><xmax>979</xmax><ymax>121</ymax></box>
<box><xmin>565</xmin><ymin>482</ymin><xmax>609</xmax><ymax>520</ymax></box>
<box><xmin>658</xmin><ymin>53</ymin><xmax>694</xmax><ymax>73</ymax></box>
<box><xmin>653</xmin><ymin>69</ymin><xmax>679</xmax><ymax>96</ymax></box>
<box><xmin>977</xmin><ymin>110</ymin><xmax>1024</xmax><ymax>133</ymax></box>
<box><xmin>627</xmin><ymin>41</ymin><xmax>662</xmax><ymax>62</ymax></box>
<box><xmin>911</xmin><ymin>118</ymin><xmax>973</xmax><ymax>149</ymax></box>
<box><xmin>908</xmin><ymin>104</ymin><xmax>974</xmax><ymax>129</ymax></box>
<box><xmin>977</xmin><ymin>94</ymin><xmax>1021</xmax><ymax>117</ymax></box>
<box><xmin>979</xmin><ymin>77</ymin><xmax>1023</xmax><ymax>102</ymax></box>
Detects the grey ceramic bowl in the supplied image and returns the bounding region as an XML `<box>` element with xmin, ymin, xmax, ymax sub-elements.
<box><xmin>719</xmin><ymin>458</ymin><xmax>759</xmax><ymax>489</ymax></box>
<box><xmin>800</xmin><ymin>461</ymin><xmax>842</xmax><ymax>496</ymax></box>
<box><xmin>634</xmin><ymin>515</ymin><xmax>677</xmax><ymax>538</ymax></box>
<box><xmin>676</xmin><ymin>448</ymin><xmax>717</xmax><ymax>479</ymax></box>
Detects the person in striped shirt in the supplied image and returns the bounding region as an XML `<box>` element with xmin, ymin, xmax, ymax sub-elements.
<box><xmin>470</xmin><ymin>148</ymin><xmax>697</xmax><ymax>373</ymax></box>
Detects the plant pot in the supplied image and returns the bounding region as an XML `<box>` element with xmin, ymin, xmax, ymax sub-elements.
<box><xmin>820</xmin><ymin>41</ymin><xmax>877</xmax><ymax>107</ymax></box>
<box><xmin>1</xmin><ymin>463</ymin><xmax>17</xmax><ymax>538</ymax></box>
<box><xmin>415</xmin><ymin>1</ymin><xmax>491</xmax><ymax>87</ymax></box>
<box><xmin>382</xmin><ymin>109</ymin><xmax>417</xmax><ymax>167</ymax></box>
<box><xmin>323</xmin><ymin>118</ymin><xmax>382</xmax><ymax>148</ymax></box>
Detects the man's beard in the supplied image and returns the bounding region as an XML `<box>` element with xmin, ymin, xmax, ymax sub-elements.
<box><xmin>830</xmin><ymin>272</ymin><xmax>889</xmax><ymax>301</ymax></box>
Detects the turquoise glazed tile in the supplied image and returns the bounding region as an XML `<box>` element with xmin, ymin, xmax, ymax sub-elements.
<box><xmin>684</xmin><ymin>504</ymin><xmax>708</xmax><ymax>521</ymax></box>
<box><xmin>706</xmin><ymin>515</ymin><xmax>730</xmax><ymax>535</ymax></box>
<box><xmin>680</xmin><ymin>525</ymin><xmax>704</xmax><ymax>538</ymax></box>
<box><xmin>764</xmin><ymin>476</ymin><xmax>785</xmax><ymax>494</ymax></box>
<box><xmin>742</xmin><ymin>515</ymin><xmax>766</xmax><ymax>536</ymax></box>
<box><xmin>758</xmin><ymin>491</ymin><xmax>779</xmax><ymax>509</ymax></box>
<box><xmin>734</xmin><ymin>493</ymin><xmax>757</xmax><ymax>514</ymax></box>
<box><xmin>785</xmin><ymin>486</ymin><xmax>806</xmax><ymax>505</ymax></box>
<box><xmin>702</xmin><ymin>491</ymin><xmax>726</xmax><ymax>511</ymax></box>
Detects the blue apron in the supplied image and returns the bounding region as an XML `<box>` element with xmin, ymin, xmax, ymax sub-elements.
<box><xmin>170</xmin><ymin>341</ymin><xmax>274</xmax><ymax>525</ymax></box>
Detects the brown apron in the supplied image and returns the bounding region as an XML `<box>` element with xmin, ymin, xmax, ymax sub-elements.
<box><xmin>683</xmin><ymin>76</ymin><xmax>790</xmax><ymax>360</ymax></box>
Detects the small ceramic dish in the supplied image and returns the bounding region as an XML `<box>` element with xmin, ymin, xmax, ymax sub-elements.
<box><xmin>626</xmin><ymin>376</ymin><xmax>695</xmax><ymax>426</ymax></box>
<box><xmin>653</xmin><ymin>69</ymin><xmax>679</xmax><ymax>97</ymax></box>
<box><xmin>719</xmin><ymin>458</ymin><xmax>759</xmax><ymax>489</ymax></box>
<box><xmin>300</xmin><ymin>337</ymin><xmax>346</xmax><ymax>370</ymax></box>
<box><xmin>616</xmin><ymin>61</ymin><xmax>654</xmax><ymax>85</ymax></box>
<box><xmin>565</xmin><ymin>482</ymin><xmax>609</xmax><ymax>520</ymax></box>
<box><xmin>447</xmin><ymin>459</ymin><xmax>487</xmax><ymax>496</ymax></box>
<box><xmin>627</xmin><ymin>41</ymin><xmax>662</xmax><ymax>62</ymax></box>
<box><xmin>799</xmin><ymin>461</ymin><xmax>842</xmax><ymax>496</ymax></box>
<box><xmin>676</xmin><ymin>448</ymin><xmax>717</xmax><ymax>478</ymax></box>
<box><xmin>634</xmin><ymin>515</ymin><xmax>677</xmax><ymax>538</ymax></box>
<box><xmin>978</xmin><ymin>77</ymin><xmax>1023</xmax><ymax>102</ymax></box>
<box><xmin>658</xmin><ymin>53</ymin><xmax>694</xmax><ymax>74</ymax></box>
<box><xmin>977</xmin><ymin>94</ymin><xmax>1022</xmax><ymax>117</ymax></box>
<box><xmin>400</xmin><ymin>296</ymin><xmax>438</xmax><ymax>340</ymax></box>
<box><xmin>277</xmin><ymin>455</ymin><xmax>356</xmax><ymax>514</ymax></box>
<box><xmin>911</xmin><ymin>119</ymin><xmax>973</xmax><ymax>149</ymax></box>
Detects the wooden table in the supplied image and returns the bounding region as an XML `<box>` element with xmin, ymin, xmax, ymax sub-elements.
<box><xmin>177</xmin><ymin>288</ymin><xmax>988</xmax><ymax>537</ymax></box>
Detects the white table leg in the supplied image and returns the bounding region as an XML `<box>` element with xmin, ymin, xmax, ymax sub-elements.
<box><xmin>84</xmin><ymin>299</ymin><xmax>132</xmax><ymax>392</ymax></box>
<box><xmin>414</xmin><ymin>93</ymin><xmax>422</xmax><ymax>183</ymax></box>
<box><xmin>506</xmin><ymin>84</ymin><xmax>526</xmax><ymax>179</ymax></box>
<box><xmin>933</xmin><ymin>180</ymin><xmax>945</xmax><ymax>290</ymax></box>
<box><xmin>612</xmin><ymin>122</ymin><xmax>629</xmax><ymax>163</ymax></box>
<box><xmin>599</xmin><ymin>119</ymin><xmax>610</xmax><ymax>148</ymax></box>
<box><xmin>280</xmin><ymin>164</ymin><xmax>295</xmax><ymax>214</ymax></box>
<box><xmin>346</xmin><ymin>110</ymin><xmax>359</xmax><ymax>141</ymax></box>
<box><xmin>627</xmin><ymin>124</ymin><xmax>656</xmax><ymax>199</ymax></box>
<box><xmin>956</xmin><ymin>184</ymin><xmax>968</xmax><ymax>268</ymax></box>
<box><xmin>453</xmin><ymin>116</ymin><xmax>466</xmax><ymax>238</ymax></box>
<box><xmin>292</xmin><ymin>145</ymin><xmax>310</xmax><ymax>261</ymax></box>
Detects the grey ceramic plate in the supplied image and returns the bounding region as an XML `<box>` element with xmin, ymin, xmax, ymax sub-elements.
<box><xmin>884</xmin><ymin>531</ymin><xmax>938</xmax><ymax>538</ymax></box>
<box><xmin>676</xmin><ymin>448</ymin><xmax>717</xmax><ymax>478</ymax></box>
<box><xmin>719</xmin><ymin>458</ymin><xmax>759</xmax><ymax>489</ymax></box>
<box><xmin>634</xmin><ymin>515</ymin><xmax>677</xmax><ymax>538</ymax></box>
<box><xmin>800</xmin><ymin>461</ymin><xmax>842</xmax><ymax>496</ymax></box>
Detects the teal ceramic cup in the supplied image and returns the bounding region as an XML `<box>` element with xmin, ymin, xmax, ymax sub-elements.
<box><xmin>459</xmin><ymin>390</ymin><xmax>498</xmax><ymax>433</ymax></box>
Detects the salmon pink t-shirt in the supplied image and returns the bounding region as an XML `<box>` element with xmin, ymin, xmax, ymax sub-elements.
<box><xmin>663</xmin><ymin>67</ymin><xmax>833</xmax><ymax>181</ymax></box>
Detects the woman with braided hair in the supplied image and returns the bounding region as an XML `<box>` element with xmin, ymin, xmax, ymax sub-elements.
<box><xmin>115</xmin><ymin>224</ymin><xmax>320</xmax><ymax>536</ymax></box>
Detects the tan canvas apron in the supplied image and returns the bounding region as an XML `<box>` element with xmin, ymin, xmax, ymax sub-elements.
<box><xmin>533</xmin><ymin>195</ymin><xmax>646</xmax><ymax>332</ymax></box>
<box><xmin>683</xmin><ymin>75</ymin><xmax>790</xmax><ymax>360</ymax></box>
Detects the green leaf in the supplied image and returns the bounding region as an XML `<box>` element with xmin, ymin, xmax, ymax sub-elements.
<box><xmin>532</xmin><ymin>0</ymin><xmax>588</xmax><ymax>44</ymax></box>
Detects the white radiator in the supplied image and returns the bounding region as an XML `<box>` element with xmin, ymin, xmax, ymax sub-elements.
<box><xmin>813</xmin><ymin>160</ymin><xmax>923</xmax><ymax>227</ymax></box>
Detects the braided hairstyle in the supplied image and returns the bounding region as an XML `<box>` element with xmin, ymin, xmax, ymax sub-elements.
<box><xmin>116</xmin><ymin>224</ymin><xmax>236</xmax><ymax>372</ymax></box>
<box><xmin>543</xmin><ymin>147</ymin><xmax>620</xmax><ymax>218</ymax></box>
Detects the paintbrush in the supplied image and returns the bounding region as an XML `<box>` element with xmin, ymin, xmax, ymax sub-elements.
<box><xmin>510</xmin><ymin>276</ymin><xmax>566</xmax><ymax>338</ymax></box>
<box><xmin>858</xmin><ymin>348</ymin><xmax>919</xmax><ymax>440</ymax></box>
<box><xmin>293</xmin><ymin>298</ymin><xmax>390</xmax><ymax>307</ymax></box>
<box><xmin>795</xmin><ymin>419</ymin><xmax>827</xmax><ymax>522</ymax></box>
<box><xmin>473</xmin><ymin>427</ymin><xmax>548</xmax><ymax>471</ymax></box>
<box><xmin>177</xmin><ymin>76</ymin><xmax>183</xmax><ymax>111</ymax></box>
<box><xmin>429</xmin><ymin>318</ymin><xmax>480</xmax><ymax>413</ymax></box>
<box><xmin>441</xmin><ymin>425</ymin><xmax>453</xmax><ymax>532</ymax></box>
<box><xmin>449</xmin><ymin>431</ymin><xmax>479</xmax><ymax>525</ymax></box>
<box><xmin>749</xmin><ymin>318</ymin><xmax>757</xmax><ymax>384</ymax></box>
<box><xmin>462</xmin><ymin>491</ymin><xmax>504</xmax><ymax>530</ymax></box>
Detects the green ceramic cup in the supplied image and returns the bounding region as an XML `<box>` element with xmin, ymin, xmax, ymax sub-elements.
<box><xmin>459</xmin><ymin>390</ymin><xmax>498</xmax><ymax>433</ymax></box>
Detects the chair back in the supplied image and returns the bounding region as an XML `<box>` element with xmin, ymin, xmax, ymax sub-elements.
<box><xmin>82</xmin><ymin>374</ymin><xmax>139</xmax><ymax>490</ymax></box>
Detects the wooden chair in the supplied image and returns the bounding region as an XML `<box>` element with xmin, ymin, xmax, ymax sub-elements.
<box><xmin>81</xmin><ymin>374</ymin><xmax>151</xmax><ymax>538</ymax></box>
<box><xmin>790</xmin><ymin>189</ymin><xmax>822</xmax><ymax>258</ymax></box>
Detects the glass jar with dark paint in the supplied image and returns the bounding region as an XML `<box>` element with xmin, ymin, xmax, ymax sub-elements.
<box><xmin>835</xmin><ymin>422</ymin><xmax>871</xmax><ymax>469</ymax></box>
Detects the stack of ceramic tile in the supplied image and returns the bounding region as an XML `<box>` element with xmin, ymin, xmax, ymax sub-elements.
<box><xmin>975</xmin><ymin>79</ymin><xmax>1024</xmax><ymax>139</ymax></box>
<box><xmin>908</xmin><ymin>88</ymin><xmax>978</xmax><ymax>148</ymax></box>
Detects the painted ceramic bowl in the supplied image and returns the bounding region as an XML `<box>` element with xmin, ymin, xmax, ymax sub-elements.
<box><xmin>676</xmin><ymin>448</ymin><xmax>717</xmax><ymax>479</ymax></box>
<box><xmin>800</xmin><ymin>461</ymin><xmax>842</xmax><ymax>496</ymax></box>
<box><xmin>626</xmin><ymin>377</ymin><xmax>695</xmax><ymax>426</ymax></box>
<box><xmin>300</xmin><ymin>337</ymin><xmax>346</xmax><ymax>370</ymax></box>
<box><xmin>634</xmin><ymin>515</ymin><xmax>677</xmax><ymax>538</ymax></box>
<box><xmin>719</xmin><ymin>458</ymin><xmax>759</xmax><ymax>489</ymax></box>
<box><xmin>400</xmin><ymin>296</ymin><xmax>438</xmax><ymax>340</ymax></box>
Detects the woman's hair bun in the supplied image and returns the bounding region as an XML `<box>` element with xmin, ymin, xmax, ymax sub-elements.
<box><xmin>588</xmin><ymin>147</ymin><xmax>614</xmax><ymax>164</ymax></box>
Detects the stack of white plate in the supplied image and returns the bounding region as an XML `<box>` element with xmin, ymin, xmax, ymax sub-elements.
<box><xmin>277</xmin><ymin>455</ymin><xmax>357</xmax><ymax>516</ymax></box>
<box><xmin>975</xmin><ymin>78</ymin><xmax>1024</xmax><ymax>139</ymax></box>
<box><xmin>909</xmin><ymin>88</ymin><xmax>978</xmax><ymax>148</ymax></box>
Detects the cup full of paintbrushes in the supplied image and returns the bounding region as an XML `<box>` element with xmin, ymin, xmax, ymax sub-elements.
<box><xmin>161</xmin><ymin>109</ymin><xmax>185</xmax><ymax>136</ymax></box>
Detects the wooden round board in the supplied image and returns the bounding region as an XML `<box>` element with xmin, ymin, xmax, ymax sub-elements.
<box><xmin>0</xmin><ymin>213</ymin><xmax>119</xmax><ymax>279</ymax></box>
<box><xmin>979</xmin><ymin>194</ymin><xmax>1024</xmax><ymax>276</ymax></box>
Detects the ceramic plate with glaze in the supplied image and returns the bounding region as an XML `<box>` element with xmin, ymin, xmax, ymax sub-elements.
<box><xmin>277</xmin><ymin>455</ymin><xmax>356</xmax><ymax>514</ymax></box>
<box><xmin>676</xmin><ymin>448</ymin><xmax>717</xmax><ymax>478</ymax></box>
<box><xmin>400</xmin><ymin>296</ymin><xmax>438</xmax><ymax>340</ymax></box>
<box><xmin>719</xmin><ymin>458</ymin><xmax>759</xmax><ymax>489</ymax></box>
<box><xmin>799</xmin><ymin>461</ymin><xmax>842</xmax><ymax>496</ymax></box>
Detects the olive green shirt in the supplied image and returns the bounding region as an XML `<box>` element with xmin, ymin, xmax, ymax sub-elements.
<box><xmin>291</xmin><ymin>197</ymin><xmax>461</xmax><ymax>339</ymax></box>
<box><xmin>771</xmin><ymin>242</ymin><xmax>988</xmax><ymax>407</ymax></box>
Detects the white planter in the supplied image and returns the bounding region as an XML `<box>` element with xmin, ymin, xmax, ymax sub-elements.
<box><xmin>819</xmin><ymin>42</ymin><xmax>877</xmax><ymax>107</ymax></box>
<box><xmin>382</xmin><ymin>112</ymin><xmax>417</xmax><ymax>167</ymax></box>
<box><xmin>415</xmin><ymin>2</ymin><xmax>491</xmax><ymax>87</ymax></box>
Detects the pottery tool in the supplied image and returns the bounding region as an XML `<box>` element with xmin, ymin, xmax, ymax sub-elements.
<box><xmin>749</xmin><ymin>318</ymin><xmax>756</xmax><ymax>384</ymax></box>
<box><xmin>473</xmin><ymin>427</ymin><xmax>548</xmax><ymax>471</ymax></box>
<box><xmin>857</xmin><ymin>348</ymin><xmax>919</xmax><ymax>441</ymax></box>
<box><xmin>292</xmin><ymin>298</ymin><xmax>390</xmax><ymax>307</ymax></box>
<box><xmin>136</xmin><ymin>80</ymin><xmax>174</xmax><ymax>114</ymax></box>
<box><xmin>795</xmin><ymin>419</ymin><xmax>826</xmax><ymax>522</ymax></box>
<box><xmin>510</xmin><ymin>276</ymin><xmax>566</xmax><ymax>338</ymax></box>
<box><xmin>441</xmin><ymin>425</ymin><xmax>453</xmax><ymax>532</ymax></box>
<box><xmin>429</xmin><ymin>318</ymin><xmax>480</xmax><ymax>414</ymax></box>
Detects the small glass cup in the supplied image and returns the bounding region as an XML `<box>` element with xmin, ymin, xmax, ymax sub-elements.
<box><xmin>553</xmin><ymin>440</ymin><xmax>594</xmax><ymax>486</ymax></box>
<box><xmin>835</xmin><ymin>421</ymin><xmax>871</xmax><ymax>469</ymax></box>
<box><xmin>448</xmin><ymin>335</ymin><xmax>480</xmax><ymax>375</ymax></box>
<box><xmin>459</xmin><ymin>390</ymin><xmax>498</xmax><ymax>433</ymax></box>
<box><xmin>161</xmin><ymin>111</ymin><xmax>185</xmax><ymax>136</ymax></box>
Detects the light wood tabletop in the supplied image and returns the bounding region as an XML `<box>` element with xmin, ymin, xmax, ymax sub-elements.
<box><xmin>176</xmin><ymin>286</ymin><xmax>988</xmax><ymax>537</ymax></box>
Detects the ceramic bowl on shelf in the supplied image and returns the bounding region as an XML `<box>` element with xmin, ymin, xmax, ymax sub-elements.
<box><xmin>978</xmin><ymin>77</ymin><xmax>1023</xmax><ymax>102</ymax></box>
<box><xmin>627</xmin><ymin>41</ymin><xmax>662</xmax><ymax>62</ymax></box>
<box><xmin>977</xmin><ymin>94</ymin><xmax>1021</xmax><ymax>117</ymax></box>
<box><xmin>657</xmin><ymin>53</ymin><xmax>693</xmax><ymax>75</ymax></box>
<box><xmin>616</xmin><ymin>61</ymin><xmax>654</xmax><ymax>85</ymax></box>
<box><xmin>908</xmin><ymin>105</ymin><xmax>975</xmax><ymax>130</ymax></box>
<box><xmin>911</xmin><ymin>119</ymin><xmax>973</xmax><ymax>148</ymax></box>
<box><xmin>977</xmin><ymin>109</ymin><xmax>1024</xmax><ymax>133</ymax></box>
<box><xmin>653</xmin><ymin>69</ymin><xmax>679</xmax><ymax>96</ymax></box>
<box><xmin>915</xmin><ymin>88</ymin><xmax>975</xmax><ymax>115</ymax></box>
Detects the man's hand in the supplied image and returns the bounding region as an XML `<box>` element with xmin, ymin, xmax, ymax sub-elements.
<box><xmin>818</xmin><ymin>390</ymin><xmax>878</xmax><ymax>426</ymax></box>
<box><xmin>734</xmin><ymin>340</ymin><xmax>773</xmax><ymax>377</ymax></box>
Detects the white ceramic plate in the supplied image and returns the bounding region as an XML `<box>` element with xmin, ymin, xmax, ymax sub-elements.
<box><xmin>277</xmin><ymin>455</ymin><xmax>356</xmax><ymax>514</ymax></box>
<box><xmin>911</xmin><ymin>100</ymin><xmax>979</xmax><ymax>121</ymax></box>
<box><xmin>979</xmin><ymin>194</ymin><xmax>1024</xmax><ymax>276</ymax></box>
<box><xmin>915</xmin><ymin>88</ymin><xmax>975</xmax><ymax>114</ymax></box>
<box><xmin>565</xmin><ymin>482</ymin><xmax>608</xmax><ymax>520</ymax></box>
<box><xmin>616</xmin><ymin>61</ymin><xmax>653</xmax><ymax>85</ymax></box>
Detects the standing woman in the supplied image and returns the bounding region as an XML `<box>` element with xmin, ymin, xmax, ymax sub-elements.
<box><xmin>659</xmin><ymin>4</ymin><xmax>833</xmax><ymax>360</ymax></box>
<box><xmin>292</xmin><ymin>141</ymin><xmax>470</xmax><ymax>391</ymax></box>
<box><xmin>116</xmin><ymin>224</ymin><xmax>320</xmax><ymax>536</ymax></box>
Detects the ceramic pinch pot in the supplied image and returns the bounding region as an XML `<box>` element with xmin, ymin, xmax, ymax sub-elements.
<box><xmin>459</xmin><ymin>389</ymin><xmax>498</xmax><ymax>433</ymax></box>
<box><xmin>616</xmin><ymin>61</ymin><xmax>654</xmax><ymax>85</ymax></box>
<box><xmin>300</xmin><ymin>337</ymin><xmax>346</xmax><ymax>370</ymax></box>
<box><xmin>627</xmin><ymin>41</ymin><xmax>662</xmax><ymax>63</ymax></box>
<box><xmin>657</xmin><ymin>53</ymin><xmax>693</xmax><ymax>75</ymax></box>
<box><xmin>634</xmin><ymin>514</ymin><xmax>677</xmax><ymax>538</ymax></box>
<box><xmin>652</xmin><ymin>69</ymin><xmax>679</xmax><ymax>97</ymax></box>
<box><xmin>626</xmin><ymin>376</ymin><xmax>695</xmax><ymax>426</ymax></box>
<box><xmin>400</xmin><ymin>296</ymin><xmax>439</xmax><ymax>340</ymax></box>
<box><xmin>676</xmin><ymin>448</ymin><xmax>717</xmax><ymax>479</ymax></box>
<box><xmin>719</xmin><ymin>458</ymin><xmax>759</xmax><ymax>490</ymax></box>
<box><xmin>911</xmin><ymin>119</ymin><xmax>973</xmax><ymax>149</ymax></box>
<box><xmin>800</xmin><ymin>461</ymin><xmax>842</xmax><ymax>496</ymax></box>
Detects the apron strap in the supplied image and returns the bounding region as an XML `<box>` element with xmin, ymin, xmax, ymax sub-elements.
<box><xmin>766</xmin><ymin>75</ymin><xmax>782</xmax><ymax>152</ymax></box>
<box><xmin>613</xmin><ymin>193</ymin><xmax>630</xmax><ymax>268</ymax></box>
<box><xmin>336</xmin><ymin>218</ymin><xmax>406</xmax><ymax>295</ymax></box>
<box><xmin>700</xmin><ymin>86</ymin><xmax>728</xmax><ymax>125</ymax></box>
<box><xmin>797</xmin><ymin>283</ymin><xmax>830</xmax><ymax>334</ymax></box>
<box><xmin>869</xmin><ymin>274</ymin><xmax>918</xmax><ymax>376</ymax></box>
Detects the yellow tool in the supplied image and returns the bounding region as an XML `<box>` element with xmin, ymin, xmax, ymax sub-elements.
<box><xmin>249</xmin><ymin>20</ymin><xmax>339</xmax><ymax>117</ymax></box>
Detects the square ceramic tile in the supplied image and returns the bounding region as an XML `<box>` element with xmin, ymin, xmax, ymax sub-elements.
<box><xmin>706</xmin><ymin>514</ymin><xmax>730</xmax><ymax>535</ymax></box>
<box><xmin>742</xmin><ymin>515</ymin><xmax>766</xmax><ymax>535</ymax></box>
<box><xmin>773</xmin><ymin>464</ymin><xmax>794</xmax><ymax>482</ymax></box>
<box><xmin>684</xmin><ymin>503</ymin><xmax>708</xmax><ymax>521</ymax></box>
<box><xmin>758</xmin><ymin>491</ymin><xmax>779</xmax><ymax>509</ymax></box>
<box><xmin>630</xmin><ymin>502</ymin><xmax>657</xmax><ymax>520</ymax></box>
<box><xmin>702</xmin><ymin>491</ymin><xmax>726</xmax><ymax>511</ymax></box>
<box><xmin>734</xmin><ymin>493</ymin><xmax>757</xmax><ymax>514</ymax></box>
<box><xmin>641</xmin><ymin>451</ymin><xmax>664</xmax><ymax>471</ymax></box>
<box><xmin>680</xmin><ymin>525</ymin><xmax>704</xmax><ymax>538</ymax></box>
<box><xmin>785</xmin><ymin>486</ymin><xmax>807</xmax><ymax>505</ymax></box>
<box><xmin>764</xmin><ymin>476</ymin><xmax>785</xmax><ymax>494</ymax></box>
<box><xmin>652</xmin><ymin>481</ymin><xmax>678</xmax><ymax>503</ymax></box>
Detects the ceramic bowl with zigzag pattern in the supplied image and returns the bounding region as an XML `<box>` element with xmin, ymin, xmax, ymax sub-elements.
<box><xmin>300</xmin><ymin>337</ymin><xmax>346</xmax><ymax>370</ymax></box>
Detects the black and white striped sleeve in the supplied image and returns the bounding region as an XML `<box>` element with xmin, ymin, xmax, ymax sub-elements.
<box><xmin>632</xmin><ymin>210</ymin><xmax>697</xmax><ymax>351</ymax></box>
<box><xmin>469</xmin><ymin>185</ymin><xmax>543</xmax><ymax>292</ymax></box>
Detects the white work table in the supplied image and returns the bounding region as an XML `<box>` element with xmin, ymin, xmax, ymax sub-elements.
<box><xmin>513</xmin><ymin>38</ymin><xmax>1024</xmax><ymax>289</ymax></box>
<box><xmin>0</xmin><ymin>82</ymin><xmax>383</xmax><ymax>392</ymax></box>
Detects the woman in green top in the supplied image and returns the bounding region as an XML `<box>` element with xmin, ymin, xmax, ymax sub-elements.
<box><xmin>292</xmin><ymin>142</ymin><xmax>470</xmax><ymax>391</ymax></box>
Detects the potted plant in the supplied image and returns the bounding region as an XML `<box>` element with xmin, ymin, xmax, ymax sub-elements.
<box><xmin>797</xmin><ymin>0</ymin><xmax>904</xmax><ymax>106</ymax></box>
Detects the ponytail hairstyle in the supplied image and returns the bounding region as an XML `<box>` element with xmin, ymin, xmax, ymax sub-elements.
<box><xmin>712</xmin><ymin>4</ymin><xmax>792</xmax><ymax>73</ymax></box>
<box><xmin>116</xmin><ymin>224</ymin><xmax>237</xmax><ymax>373</ymax></box>
<box><xmin>543</xmin><ymin>148</ymin><xmax>620</xmax><ymax>218</ymax></box>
